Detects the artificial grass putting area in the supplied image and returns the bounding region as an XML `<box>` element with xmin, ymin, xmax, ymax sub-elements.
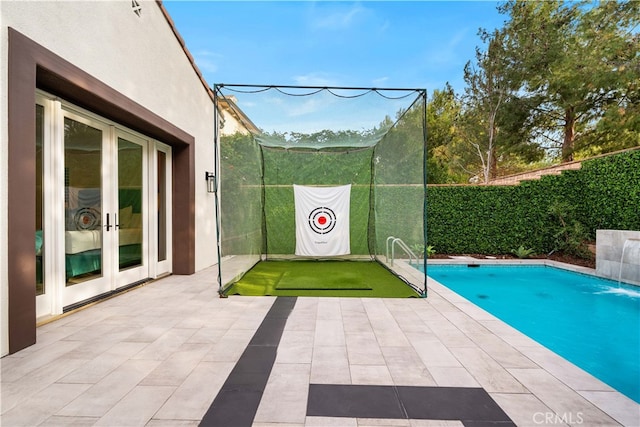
<box><xmin>223</xmin><ymin>260</ymin><xmax>419</xmax><ymax>298</ymax></box>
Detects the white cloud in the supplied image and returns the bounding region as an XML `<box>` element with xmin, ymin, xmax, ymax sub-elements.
<box><xmin>264</xmin><ymin>96</ymin><xmax>285</xmax><ymax>107</ymax></box>
<box><xmin>378</xmin><ymin>20</ymin><xmax>390</xmax><ymax>33</ymax></box>
<box><xmin>423</xmin><ymin>28</ymin><xmax>470</xmax><ymax>66</ymax></box>
<box><xmin>448</xmin><ymin>28</ymin><xmax>468</xmax><ymax>49</ymax></box>
<box><xmin>308</xmin><ymin>3</ymin><xmax>369</xmax><ymax>31</ymax></box>
<box><xmin>193</xmin><ymin>50</ymin><xmax>222</xmax><ymax>73</ymax></box>
<box><xmin>372</xmin><ymin>77</ymin><xmax>389</xmax><ymax>87</ymax></box>
<box><xmin>287</xmin><ymin>97</ymin><xmax>324</xmax><ymax>117</ymax></box>
<box><xmin>292</xmin><ymin>73</ymin><xmax>339</xmax><ymax>87</ymax></box>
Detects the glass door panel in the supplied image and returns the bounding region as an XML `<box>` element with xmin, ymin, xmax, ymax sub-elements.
<box><xmin>64</xmin><ymin>117</ymin><xmax>104</xmax><ymax>285</ymax></box>
<box><xmin>154</xmin><ymin>143</ymin><xmax>172</xmax><ymax>277</ymax></box>
<box><xmin>157</xmin><ymin>150</ymin><xmax>167</xmax><ymax>262</ymax></box>
<box><xmin>36</xmin><ymin>95</ymin><xmax>58</xmax><ymax>318</ymax></box>
<box><xmin>113</xmin><ymin>130</ymin><xmax>148</xmax><ymax>287</ymax></box>
<box><xmin>118</xmin><ymin>137</ymin><xmax>143</xmax><ymax>271</ymax></box>
<box><xmin>36</xmin><ymin>104</ymin><xmax>45</xmax><ymax>296</ymax></box>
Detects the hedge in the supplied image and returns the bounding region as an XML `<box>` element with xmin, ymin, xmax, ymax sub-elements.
<box><xmin>426</xmin><ymin>149</ymin><xmax>640</xmax><ymax>255</ymax></box>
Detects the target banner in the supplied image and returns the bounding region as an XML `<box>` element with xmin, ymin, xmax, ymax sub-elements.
<box><xmin>294</xmin><ymin>184</ymin><xmax>351</xmax><ymax>256</ymax></box>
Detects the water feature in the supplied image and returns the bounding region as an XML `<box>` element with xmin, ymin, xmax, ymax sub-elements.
<box><xmin>619</xmin><ymin>238</ymin><xmax>640</xmax><ymax>286</ymax></box>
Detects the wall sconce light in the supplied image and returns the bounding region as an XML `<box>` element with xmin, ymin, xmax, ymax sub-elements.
<box><xmin>205</xmin><ymin>171</ymin><xmax>216</xmax><ymax>193</ymax></box>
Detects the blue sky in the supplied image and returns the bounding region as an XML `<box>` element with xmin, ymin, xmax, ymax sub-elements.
<box><xmin>163</xmin><ymin>1</ymin><xmax>507</xmax><ymax>95</ymax></box>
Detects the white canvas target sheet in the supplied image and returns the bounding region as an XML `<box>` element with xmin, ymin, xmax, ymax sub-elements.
<box><xmin>293</xmin><ymin>184</ymin><xmax>351</xmax><ymax>256</ymax></box>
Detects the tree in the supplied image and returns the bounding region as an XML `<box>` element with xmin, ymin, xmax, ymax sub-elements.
<box><xmin>575</xmin><ymin>1</ymin><xmax>640</xmax><ymax>154</ymax></box>
<box><xmin>496</xmin><ymin>0</ymin><xmax>640</xmax><ymax>162</ymax></box>
<box><xmin>425</xmin><ymin>85</ymin><xmax>464</xmax><ymax>183</ymax></box>
<box><xmin>461</xmin><ymin>29</ymin><xmax>511</xmax><ymax>183</ymax></box>
<box><xmin>382</xmin><ymin>87</ymin><xmax>467</xmax><ymax>184</ymax></box>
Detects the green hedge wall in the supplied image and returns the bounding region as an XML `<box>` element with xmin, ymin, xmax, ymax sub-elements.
<box><xmin>426</xmin><ymin>149</ymin><xmax>640</xmax><ymax>255</ymax></box>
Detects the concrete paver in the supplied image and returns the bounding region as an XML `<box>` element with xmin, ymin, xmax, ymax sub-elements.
<box><xmin>1</xmin><ymin>265</ymin><xmax>637</xmax><ymax>426</ymax></box>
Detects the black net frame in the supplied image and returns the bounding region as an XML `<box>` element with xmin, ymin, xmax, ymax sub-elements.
<box><xmin>213</xmin><ymin>84</ymin><xmax>428</xmax><ymax>297</ymax></box>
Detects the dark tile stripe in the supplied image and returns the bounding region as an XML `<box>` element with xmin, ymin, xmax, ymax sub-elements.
<box><xmin>307</xmin><ymin>384</ymin><xmax>406</xmax><ymax>419</ymax></box>
<box><xmin>199</xmin><ymin>297</ymin><xmax>297</xmax><ymax>427</ymax></box>
<box><xmin>397</xmin><ymin>386</ymin><xmax>512</xmax><ymax>421</ymax></box>
<box><xmin>307</xmin><ymin>384</ymin><xmax>515</xmax><ymax>426</ymax></box>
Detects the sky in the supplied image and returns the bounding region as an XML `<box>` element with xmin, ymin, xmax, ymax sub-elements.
<box><xmin>163</xmin><ymin>1</ymin><xmax>507</xmax><ymax>94</ymax></box>
<box><xmin>162</xmin><ymin>1</ymin><xmax>507</xmax><ymax>134</ymax></box>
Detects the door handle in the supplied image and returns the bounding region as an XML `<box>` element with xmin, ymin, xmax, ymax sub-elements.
<box><xmin>115</xmin><ymin>213</ymin><xmax>120</xmax><ymax>229</ymax></box>
<box><xmin>105</xmin><ymin>213</ymin><xmax>112</xmax><ymax>231</ymax></box>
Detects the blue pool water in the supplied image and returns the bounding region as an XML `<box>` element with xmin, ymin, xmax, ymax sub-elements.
<box><xmin>424</xmin><ymin>264</ymin><xmax>640</xmax><ymax>403</ymax></box>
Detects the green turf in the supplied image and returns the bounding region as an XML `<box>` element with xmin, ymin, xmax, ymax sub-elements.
<box><xmin>223</xmin><ymin>260</ymin><xmax>419</xmax><ymax>298</ymax></box>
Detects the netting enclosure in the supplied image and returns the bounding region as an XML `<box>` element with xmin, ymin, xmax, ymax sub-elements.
<box><xmin>213</xmin><ymin>85</ymin><xmax>427</xmax><ymax>297</ymax></box>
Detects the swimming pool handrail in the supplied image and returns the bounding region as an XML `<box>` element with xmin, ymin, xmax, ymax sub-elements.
<box><xmin>386</xmin><ymin>236</ymin><xmax>417</xmax><ymax>267</ymax></box>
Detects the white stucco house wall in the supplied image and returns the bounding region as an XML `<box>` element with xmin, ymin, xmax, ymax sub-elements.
<box><xmin>0</xmin><ymin>1</ymin><xmax>231</xmax><ymax>356</ymax></box>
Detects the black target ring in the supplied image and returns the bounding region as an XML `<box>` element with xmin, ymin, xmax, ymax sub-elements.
<box><xmin>74</xmin><ymin>207</ymin><xmax>100</xmax><ymax>230</ymax></box>
<box><xmin>308</xmin><ymin>207</ymin><xmax>337</xmax><ymax>235</ymax></box>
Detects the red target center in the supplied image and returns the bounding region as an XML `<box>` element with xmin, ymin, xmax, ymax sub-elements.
<box><xmin>308</xmin><ymin>207</ymin><xmax>336</xmax><ymax>234</ymax></box>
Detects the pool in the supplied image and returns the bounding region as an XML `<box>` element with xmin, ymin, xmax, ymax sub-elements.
<box><xmin>424</xmin><ymin>264</ymin><xmax>640</xmax><ymax>403</ymax></box>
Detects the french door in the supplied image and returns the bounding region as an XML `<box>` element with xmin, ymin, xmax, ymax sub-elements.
<box><xmin>60</xmin><ymin>111</ymin><xmax>150</xmax><ymax>307</ymax></box>
<box><xmin>36</xmin><ymin>94</ymin><xmax>172</xmax><ymax>317</ymax></box>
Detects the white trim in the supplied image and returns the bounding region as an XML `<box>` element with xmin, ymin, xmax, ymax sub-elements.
<box><xmin>113</xmin><ymin>128</ymin><xmax>150</xmax><ymax>287</ymax></box>
<box><xmin>151</xmin><ymin>142</ymin><xmax>173</xmax><ymax>278</ymax></box>
<box><xmin>59</xmin><ymin>109</ymin><xmax>113</xmax><ymax>307</ymax></box>
<box><xmin>35</xmin><ymin>91</ymin><xmax>172</xmax><ymax>318</ymax></box>
<box><xmin>35</xmin><ymin>95</ymin><xmax>67</xmax><ymax>317</ymax></box>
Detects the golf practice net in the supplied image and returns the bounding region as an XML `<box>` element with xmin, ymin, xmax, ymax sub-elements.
<box><xmin>213</xmin><ymin>85</ymin><xmax>428</xmax><ymax>296</ymax></box>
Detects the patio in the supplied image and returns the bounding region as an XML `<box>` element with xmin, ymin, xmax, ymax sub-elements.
<box><xmin>1</xmin><ymin>262</ymin><xmax>637</xmax><ymax>426</ymax></box>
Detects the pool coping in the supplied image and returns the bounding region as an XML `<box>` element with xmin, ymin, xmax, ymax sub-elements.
<box><xmin>388</xmin><ymin>258</ymin><xmax>640</xmax><ymax>426</ymax></box>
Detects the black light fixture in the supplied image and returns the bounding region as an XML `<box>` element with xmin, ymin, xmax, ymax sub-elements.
<box><xmin>205</xmin><ymin>171</ymin><xmax>216</xmax><ymax>193</ymax></box>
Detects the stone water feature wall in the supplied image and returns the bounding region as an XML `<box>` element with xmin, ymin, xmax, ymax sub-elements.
<box><xmin>596</xmin><ymin>230</ymin><xmax>640</xmax><ymax>286</ymax></box>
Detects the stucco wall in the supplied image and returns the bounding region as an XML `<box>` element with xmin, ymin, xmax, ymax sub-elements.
<box><xmin>1</xmin><ymin>1</ymin><xmax>218</xmax><ymax>356</ymax></box>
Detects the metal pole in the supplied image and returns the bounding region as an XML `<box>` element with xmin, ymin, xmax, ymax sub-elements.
<box><xmin>422</xmin><ymin>90</ymin><xmax>428</xmax><ymax>298</ymax></box>
<box><xmin>213</xmin><ymin>85</ymin><xmax>224</xmax><ymax>297</ymax></box>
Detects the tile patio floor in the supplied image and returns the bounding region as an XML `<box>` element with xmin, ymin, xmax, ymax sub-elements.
<box><xmin>1</xmin><ymin>263</ymin><xmax>639</xmax><ymax>426</ymax></box>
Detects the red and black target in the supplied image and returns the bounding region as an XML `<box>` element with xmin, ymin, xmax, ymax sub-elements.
<box><xmin>74</xmin><ymin>207</ymin><xmax>100</xmax><ymax>230</ymax></box>
<box><xmin>308</xmin><ymin>207</ymin><xmax>337</xmax><ymax>234</ymax></box>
